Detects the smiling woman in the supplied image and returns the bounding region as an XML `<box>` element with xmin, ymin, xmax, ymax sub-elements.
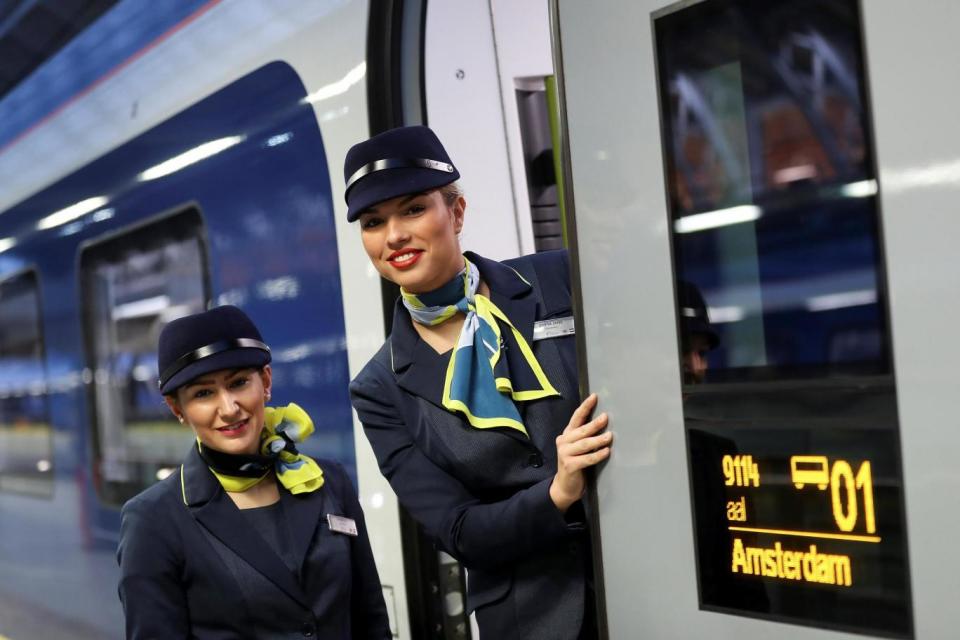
<box><xmin>345</xmin><ymin>126</ymin><xmax>612</xmax><ymax>640</ymax></box>
<box><xmin>116</xmin><ymin>305</ymin><xmax>390</xmax><ymax>640</ymax></box>
<box><xmin>358</xmin><ymin>187</ymin><xmax>466</xmax><ymax>294</ymax></box>
<box><xmin>170</xmin><ymin>367</ymin><xmax>272</xmax><ymax>457</ymax></box>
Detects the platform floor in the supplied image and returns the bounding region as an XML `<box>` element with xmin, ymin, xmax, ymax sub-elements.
<box><xmin>0</xmin><ymin>588</ymin><xmax>114</xmax><ymax>640</ymax></box>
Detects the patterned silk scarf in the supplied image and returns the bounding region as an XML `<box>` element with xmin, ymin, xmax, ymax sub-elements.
<box><xmin>198</xmin><ymin>402</ymin><xmax>325</xmax><ymax>494</ymax></box>
<box><xmin>401</xmin><ymin>257</ymin><xmax>558</xmax><ymax>436</ymax></box>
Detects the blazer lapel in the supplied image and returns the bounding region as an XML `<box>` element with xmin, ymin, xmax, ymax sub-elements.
<box><xmin>491</xmin><ymin>287</ymin><xmax>537</xmax><ymax>345</ymax></box>
<box><xmin>180</xmin><ymin>447</ymin><xmax>311</xmax><ymax>609</ymax></box>
<box><xmin>280</xmin><ymin>483</ymin><xmax>326</xmax><ymax>577</ymax></box>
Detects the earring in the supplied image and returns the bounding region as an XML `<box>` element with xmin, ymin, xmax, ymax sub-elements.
<box><xmin>265</xmin><ymin>391</ymin><xmax>272</xmax><ymax>401</ymax></box>
<box><xmin>177</xmin><ymin>416</ymin><xmax>184</xmax><ymax>424</ymax></box>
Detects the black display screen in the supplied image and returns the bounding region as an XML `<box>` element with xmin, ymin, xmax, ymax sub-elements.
<box><xmin>655</xmin><ymin>0</ymin><xmax>913</xmax><ymax>635</ymax></box>
<box><xmin>685</xmin><ymin>386</ymin><xmax>911</xmax><ymax>637</ymax></box>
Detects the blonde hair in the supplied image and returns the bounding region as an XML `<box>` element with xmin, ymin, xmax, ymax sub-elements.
<box><xmin>439</xmin><ymin>181</ymin><xmax>463</xmax><ymax>207</ymax></box>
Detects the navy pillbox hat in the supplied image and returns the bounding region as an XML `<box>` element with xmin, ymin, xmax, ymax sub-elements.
<box><xmin>343</xmin><ymin>125</ymin><xmax>459</xmax><ymax>221</ymax></box>
<box><xmin>157</xmin><ymin>305</ymin><xmax>271</xmax><ymax>395</ymax></box>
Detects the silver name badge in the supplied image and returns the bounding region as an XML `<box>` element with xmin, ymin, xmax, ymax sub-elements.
<box><xmin>326</xmin><ymin>514</ymin><xmax>358</xmax><ymax>537</ymax></box>
<box><xmin>532</xmin><ymin>316</ymin><xmax>575</xmax><ymax>341</ymax></box>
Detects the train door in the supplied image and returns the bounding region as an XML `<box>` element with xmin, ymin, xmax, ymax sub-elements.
<box><xmin>553</xmin><ymin>0</ymin><xmax>960</xmax><ymax>638</ymax></box>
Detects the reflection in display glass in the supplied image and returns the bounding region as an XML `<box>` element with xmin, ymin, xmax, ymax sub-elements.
<box><xmin>656</xmin><ymin>1</ymin><xmax>912</xmax><ymax>637</ymax></box>
<box><xmin>659</xmin><ymin>0</ymin><xmax>887</xmax><ymax>382</ymax></box>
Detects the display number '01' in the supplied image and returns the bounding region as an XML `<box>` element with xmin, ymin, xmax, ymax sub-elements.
<box><xmin>791</xmin><ymin>456</ymin><xmax>876</xmax><ymax>534</ymax></box>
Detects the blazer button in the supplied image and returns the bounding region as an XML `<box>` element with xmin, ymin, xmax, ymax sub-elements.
<box><xmin>301</xmin><ymin>621</ymin><xmax>316</xmax><ymax>637</ymax></box>
<box><xmin>528</xmin><ymin>453</ymin><xmax>543</xmax><ymax>468</ymax></box>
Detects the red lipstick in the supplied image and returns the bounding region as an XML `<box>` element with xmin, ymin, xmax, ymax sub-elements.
<box><xmin>387</xmin><ymin>249</ymin><xmax>423</xmax><ymax>269</ymax></box>
<box><xmin>217</xmin><ymin>420</ymin><xmax>248</xmax><ymax>437</ymax></box>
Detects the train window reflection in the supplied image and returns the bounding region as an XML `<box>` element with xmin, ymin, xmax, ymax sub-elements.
<box><xmin>80</xmin><ymin>209</ymin><xmax>209</xmax><ymax>506</ymax></box>
<box><xmin>657</xmin><ymin>0</ymin><xmax>888</xmax><ymax>383</ymax></box>
<box><xmin>0</xmin><ymin>270</ymin><xmax>53</xmax><ymax>497</ymax></box>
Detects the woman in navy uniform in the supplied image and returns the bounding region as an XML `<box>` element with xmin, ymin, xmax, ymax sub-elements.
<box><xmin>117</xmin><ymin>305</ymin><xmax>390</xmax><ymax>639</ymax></box>
<box><xmin>346</xmin><ymin>126</ymin><xmax>612</xmax><ymax>640</ymax></box>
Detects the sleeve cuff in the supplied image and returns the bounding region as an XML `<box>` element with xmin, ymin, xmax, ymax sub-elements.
<box><xmin>531</xmin><ymin>476</ymin><xmax>572</xmax><ymax>541</ymax></box>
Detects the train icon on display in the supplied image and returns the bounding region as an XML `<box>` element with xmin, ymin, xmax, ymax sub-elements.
<box><xmin>790</xmin><ymin>455</ymin><xmax>830</xmax><ymax>490</ymax></box>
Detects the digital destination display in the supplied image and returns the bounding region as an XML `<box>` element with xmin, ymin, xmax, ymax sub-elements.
<box><xmin>687</xmin><ymin>416</ymin><xmax>912</xmax><ymax>637</ymax></box>
<box><xmin>726</xmin><ymin>453</ymin><xmax>872</xmax><ymax>587</ymax></box>
<box><xmin>654</xmin><ymin>0</ymin><xmax>915</xmax><ymax>634</ymax></box>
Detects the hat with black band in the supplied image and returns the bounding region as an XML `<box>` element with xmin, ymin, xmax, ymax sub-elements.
<box><xmin>157</xmin><ymin>305</ymin><xmax>271</xmax><ymax>395</ymax></box>
<box><xmin>343</xmin><ymin>125</ymin><xmax>460</xmax><ymax>222</ymax></box>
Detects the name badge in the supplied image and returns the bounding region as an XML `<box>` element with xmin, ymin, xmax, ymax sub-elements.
<box><xmin>533</xmin><ymin>316</ymin><xmax>575</xmax><ymax>341</ymax></box>
<box><xmin>326</xmin><ymin>514</ymin><xmax>358</xmax><ymax>537</ymax></box>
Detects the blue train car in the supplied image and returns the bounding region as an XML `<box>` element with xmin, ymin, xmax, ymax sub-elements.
<box><xmin>0</xmin><ymin>3</ymin><xmax>375</xmax><ymax>637</ymax></box>
<box><xmin>0</xmin><ymin>47</ymin><xmax>356</xmax><ymax>640</ymax></box>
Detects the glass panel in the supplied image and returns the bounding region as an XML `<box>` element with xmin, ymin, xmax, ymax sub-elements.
<box><xmin>658</xmin><ymin>0</ymin><xmax>887</xmax><ymax>383</ymax></box>
<box><xmin>81</xmin><ymin>210</ymin><xmax>208</xmax><ymax>505</ymax></box>
<box><xmin>656</xmin><ymin>2</ymin><xmax>912</xmax><ymax>637</ymax></box>
<box><xmin>0</xmin><ymin>271</ymin><xmax>53</xmax><ymax>496</ymax></box>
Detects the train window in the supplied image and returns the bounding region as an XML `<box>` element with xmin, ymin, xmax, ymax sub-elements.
<box><xmin>80</xmin><ymin>209</ymin><xmax>210</xmax><ymax>506</ymax></box>
<box><xmin>0</xmin><ymin>270</ymin><xmax>53</xmax><ymax>497</ymax></box>
<box><xmin>656</xmin><ymin>1</ymin><xmax>912</xmax><ymax>637</ymax></box>
<box><xmin>657</xmin><ymin>0</ymin><xmax>887</xmax><ymax>384</ymax></box>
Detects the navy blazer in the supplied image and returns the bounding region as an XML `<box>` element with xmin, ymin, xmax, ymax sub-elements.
<box><xmin>350</xmin><ymin>250</ymin><xmax>590</xmax><ymax>640</ymax></box>
<box><xmin>117</xmin><ymin>446</ymin><xmax>390</xmax><ymax>639</ymax></box>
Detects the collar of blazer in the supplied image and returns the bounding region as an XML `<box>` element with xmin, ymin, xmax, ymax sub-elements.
<box><xmin>389</xmin><ymin>251</ymin><xmax>539</xmax><ymax>405</ymax></box>
<box><xmin>179</xmin><ymin>444</ymin><xmax>319</xmax><ymax>608</ymax></box>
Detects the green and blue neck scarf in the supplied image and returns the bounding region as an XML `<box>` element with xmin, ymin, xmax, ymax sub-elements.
<box><xmin>197</xmin><ymin>402</ymin><xmax>324</xmax><ymax>494</ymax></box>
<box><xmin>401</xmin><ymin>257</ymin><xmax>558</xmax><ymax>436</ymax></box>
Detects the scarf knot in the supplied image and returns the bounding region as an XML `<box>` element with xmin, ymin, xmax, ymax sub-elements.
<box><xmin>199</xmin><ymin>402</ymin><xmax>325</xmax><ymax>494</ymax></box>
<box><xmin>401</xmin><ymin>257</ymin><xmax>558</xmax><ymax>436</ymax></box>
